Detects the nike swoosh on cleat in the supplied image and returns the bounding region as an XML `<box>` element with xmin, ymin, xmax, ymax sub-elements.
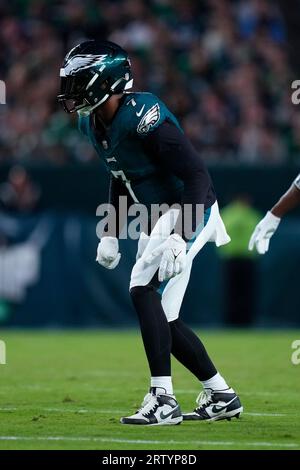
<box><xmin>136</xmin><ymin>105</ymin><xmax>145</xmax><ymax>117</ymax></box>
<box><xmin>160</xmin><ymin>406</ymin><xmax>179</xmax><ymax>420</ymax></box>
<box><xmin>211</xmin><ymin>397</ymin><xmax>237</xmax><ymax>414</ymax></box>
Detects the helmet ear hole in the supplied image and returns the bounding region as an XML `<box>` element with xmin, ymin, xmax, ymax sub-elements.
<box><xmin>100</xmin><ymin>79</ymin><xmax>109</xmax><ymax>91</ymax></box>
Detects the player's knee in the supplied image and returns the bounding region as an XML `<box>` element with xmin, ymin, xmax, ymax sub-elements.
<box><xmin>169</xmin><ymin>318</ymin><xmax>182</xmax><ymax>331</ymax></box>
<box><xmin>130</xmin><ymin>285</ymin><xmax>153</xmax><ymax>301</ymax></box>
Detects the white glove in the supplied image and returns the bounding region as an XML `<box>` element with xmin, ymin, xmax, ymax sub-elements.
<box><xmin>145</xmin><ymin>233</ymin><xmax>186</xmax><ymax>282</ymax></box>
<box><xmin>136</xmin><ymin>232</ymin><xmax>150</xmax><ymax>261</ymax></box>
<box><xmin>248</xmin><ymin>211</ymin><xmax>281</xmax><ymax>255</ymax></box>
<box><xmin>96</xmin><ymin>236</ymin><xmax>121</xmax><ymax>269</ymax></box>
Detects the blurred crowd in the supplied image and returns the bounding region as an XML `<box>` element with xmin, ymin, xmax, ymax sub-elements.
<box><xmin>0</xmin><ymin>0</ymin><xmax>299</xmax><ymax>166</ymax></box>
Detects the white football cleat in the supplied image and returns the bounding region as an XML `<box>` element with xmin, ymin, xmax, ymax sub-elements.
<box><xmin>183</xmin><ymin>387</ymin><xmax>243</xmax><ymax>422</ymax></box>
<box><xmin>120</xmin><ymin>387</ymin><xmax>183</xmax><ymax>426</ymax></box>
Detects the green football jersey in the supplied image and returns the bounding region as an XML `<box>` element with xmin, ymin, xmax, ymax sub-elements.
<box><xmin>78</xmin><ymin>92</ymin><xmax>184</xmax><ymax>207</ymax></box>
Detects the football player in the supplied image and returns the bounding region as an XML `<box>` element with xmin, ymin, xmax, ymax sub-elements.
<box><xmin>58</xmin><ymin>40</ymin><xmax>243</xmax><ymax>425</ymax></box>
<box><xmin>249</xmin><ymin>175</ymin><xmax>300</xmax><ymax>254</ymax></box>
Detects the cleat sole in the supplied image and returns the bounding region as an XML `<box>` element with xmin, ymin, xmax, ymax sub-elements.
<box><xmin>120</xmin><ymin>416</ymin><xmax>183</xmax><ymax>426</ymax></box>
<box><xmin>182</xmin><ymin>406</ymin><xmax>243</xmax><ymax>423</ymax></box>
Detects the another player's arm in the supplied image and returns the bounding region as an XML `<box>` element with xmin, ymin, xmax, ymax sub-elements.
<box><xmin>249</xmin><ymin>174</ymin><xmax>300</xmax><ymax>255</ymax></box>
<box><xmin>271</xmin><ymin>178</ymin><xmax>300</xmax><ymax>217</ymax></box>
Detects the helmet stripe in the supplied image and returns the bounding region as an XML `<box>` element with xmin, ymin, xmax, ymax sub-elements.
<box><xmin>86</xmin><ymin>73</ymin><xmax>99</xmax><ymax>90</ymax></box>
<box><xmin>110</xmin><ymin>77</ymin><xmax>124</xmax><ymax>91</ymax></box>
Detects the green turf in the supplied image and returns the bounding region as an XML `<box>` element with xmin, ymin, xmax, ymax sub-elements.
<box><xmin>0</xmin><ymin>329</ymin><xmax>299</xmax><ymax>450</ymax></box>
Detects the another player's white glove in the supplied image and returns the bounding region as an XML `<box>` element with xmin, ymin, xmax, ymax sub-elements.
<box><xmin>248</xmin><ymin>211</ymin><xmax>281</xmax><ymax>255</ymax></box>
<box><xmin>145</xmin><ymin>233</ymin><xmax>186</xmax><ymax>282</ymax></box>
<box><xmin>96</xmin><ymin>236</ymin><xmax>121</xmax><ymax>269</ymax></box>
<box><xmin>136</xmin><ymin>232</ymin><xmax>150</xmax><ymax>261</ymax></box>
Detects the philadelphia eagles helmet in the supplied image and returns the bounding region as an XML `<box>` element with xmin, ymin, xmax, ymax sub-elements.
<box><xmin>58</xmin><ymin>40</ymin><xmax>133</xmax><ymax>115</ymax></box>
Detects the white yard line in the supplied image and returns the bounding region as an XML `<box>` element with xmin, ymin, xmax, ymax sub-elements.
<box><xmin>0</xmin><ymin>407</ymin><xmax>18</xmax><ymax>411</ymax></box>
<box><xmin>0</xmin><ymin>436</ymin><xmax>298</xmax><ymax>448</ymax></box>
<box><xmin>237</xmin><ymin>391</ymin><xmax>296</xmax><ymax>397</ymax></box>
<box><xmin>0</xmin><ymin>407</ymin><xmax>126</xmax><ymax>414</ymax></box>
<box><xmin>84</xmin><ymin>370</ymin><xmax>134</xmax><ymax>377</ymax></box>
<box><xmin>244</xmin><ymin>412</ymin><xmax>286</xmax><ymax>417</ymax></box>
<box><xmin>0</xmin><ymin>406</ymin><xmax>290</xmax><ymax>417</ymax></box>
<box><xmin>0</xmin><ymin>387</ymin><xmax>293</xmax><ymax>397</ymax></box>
<box><xmin>44</xmin><ymin>408</ymin><xmax>127</xmax><ymax>414</ymax></box>
<box><xmin>176</xmin><ymin>389</ymin><xmax>298</xmax><ymax>397</ymax></box>
<box><xmin>0</xmin><ymin>385</ymin><xmax>116</xmax><ymax>392</ymax></box>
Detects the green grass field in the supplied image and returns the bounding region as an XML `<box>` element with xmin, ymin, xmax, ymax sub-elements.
<box><xmin>0</xmin><ymin>329</ymin><xmax>299</xmax><ymax>450</ymax></box>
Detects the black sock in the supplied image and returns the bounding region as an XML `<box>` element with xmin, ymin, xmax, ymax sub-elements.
<box><xmin>170</xmin><ymin>318</ymin><xmax>217</xmax><ymax>381</ymax></box>
<box><xmin>130</xmin><ymin>285</ymin><xmax>171</xmax><ymax>377</ymax></box>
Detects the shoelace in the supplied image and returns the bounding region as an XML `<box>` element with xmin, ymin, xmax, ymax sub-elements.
<box><xmin>138</xmin><ymin>394</ymin><xmax>159</xmax><ymax>417</ymax></box>
<box><xmin>195</xmin><ymin>390</ymin><xmax>213</xmax><ymax>410</ymax></box>
<box><xmin>137</xmin><ymin>392</ymin><xmax>152</xmax><ymax>411</ymax></box>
